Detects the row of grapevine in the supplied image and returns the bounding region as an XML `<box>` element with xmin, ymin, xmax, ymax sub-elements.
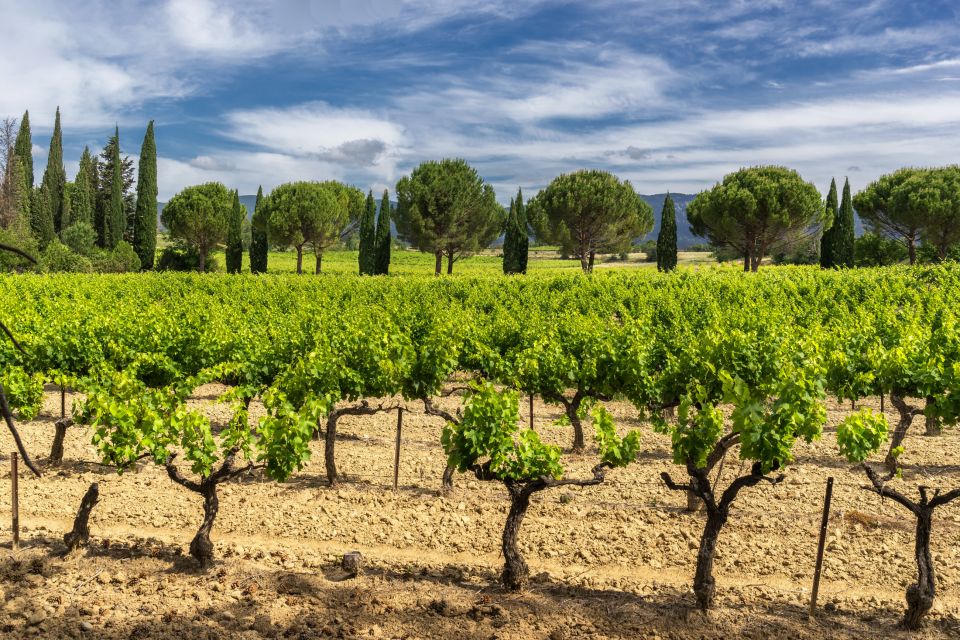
<box><xmin>2</xmin><ymin>266</ymin><xmax>960</xmax><ymax>628</ymax></box>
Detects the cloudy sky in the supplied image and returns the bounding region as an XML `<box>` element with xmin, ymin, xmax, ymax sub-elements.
<box><xmin>3</xmin><ymin>0</ymin><xmax>959</xmax><ymax>200</ymax></box>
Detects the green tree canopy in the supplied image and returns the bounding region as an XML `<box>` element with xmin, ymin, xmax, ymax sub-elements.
<box><xmin>13</xmin><ymin>111</ymin><xmax>33</xmax><ymax>190</ymax></box>
<box><xmin>225</xmin><ymin>190</ymin><xmax>244</xmax><ymax>274</ymax></box>
<box><xmin>70</xmin><ymin>147</ymin><xmax>97</xmax><ymax>228</ymax></box>
<box><xmin>854</xmin><ymin>166</ymin><xmax>960</xmax><ymax>263</ymax></box>
<box><xmin>395</xmin><ymin>158</ymin><xmax>503</xmax><ymax>275</ymax></box>
<box><xmin>687</xmin><ymin>166</ymin><xmax>824</xmax><ymax>272</ymax></box>
<box><xmin>819</xmin><ymin>178</ymin><xmax>839</xmax><ymax>268</ymax></box>
<box><xmin>503</xmin><ymin>188</ymin><xmax>529</xmax><ymax>274</ymax></box>
<box><xmin>529</xmin><ymin>169</ymin><xmax>653</xmax><ymax>273</ymax></box>
<box><xmin>161</xmin><ymin>182</ymin><xmax>233</xmax><ymax>272</ymax></box>
<box><xmin>40</xmin><ymin>107</ymin><xmax>66</xmax><ymax>236</ymax></box>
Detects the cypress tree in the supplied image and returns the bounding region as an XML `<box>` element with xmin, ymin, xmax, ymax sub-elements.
<box><xmin>249</xmin><ymin>185</ymin><xmax>268</xmax><ymax>273</ymax></box>
<box><xmin>657</xmin><ymin>193</ymin><xmax>678</xmax><ymax>272</ymax></box>
<box><xmin>41</xmin><ymin>107</ymin><xmax>66</xmax><ymax>235</ymax></box>
<box><xmin>358</xmin><ymin>189</ymin><xmax>377</xmax><ymax>275</ymax></box>
<box><xmin>374</xmin><ymin>189</ymin><xmax>391</xmax><ymax>275</ymax></box>
<box><xmin>13</xmin><ymin>111</ymin><xmax>32</xmax><ymax>190</ymax></box>
<box><xmin>96</xmin><ymin>128</ymin><xmax>135</xmax><ymax>248</ymax></box>
<box><xmin>30</xmin><ymin>185</ymin><xmax>55</xmax><ymax>248</ymax></box>
<box><xmin>133</xmin><ymin>121</ymin><xmax>158</xmax><ymax>269</ymax></box>
<box><xmin>502</xmin><ymin>198</ymin><xmax>517</xmax><ymax>273</ymax></box>
<box><xmin>836</xmin><ymin>178</ymin><xmax>855</xmax><ymax>268</ymax></box>
<box><xmin>107</xmin><ymin>133</ymin><xmax>124</xmax><ymax>249</ymax></box>
<box><xmin>226</xmin><ymin>190</ymin><xmax>244</xmax><ymax>274</ymax></box>
<box><xmin>819</xmin><ymin>178</ymin><xmax>840</xmax><ymax>268</ymax></box>
<box><xmin>515</xmin><ymin>188</ymin><xmax>529</xmax><ymax>274</ymax></box>
<box><xmin>72</xmin><ymin>148</ymin><xmax>96</xmax><ymax>226</ymax></box>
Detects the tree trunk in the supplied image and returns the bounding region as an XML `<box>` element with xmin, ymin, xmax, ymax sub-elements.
<box><xmin>502</xmin><ymin>484</ymin><xmax>532</xmax><ymax>591</ymax></box>
<box><xmin>447</xmin><ymin>252</ymin><xmax>453</xmax><ymax>274</ymax></box>
<box><xmin>751</xmin><ymin>253</ymin><xmax>760</xmax><ymax>272</ymax></box>
<box><xmin>580</xmin><ymin>253</ymin><xmax>590</xmax><ymax>273</ymax></box>
<box><xmin>325</xmin><ymin>412</ymin><xmax>339</xmax><ymax>486</ymax></box>
<box><xmin>564</xmin><ymin>397</ymin><xmax>585</xmax><ymax>453</ymax></box>
<box><xmin>887</xmin><ymin>395</ymin><xmax>917</xmax><ymax>474</ymax></box>
<box><xmin>190</xmin><ymin>484</ymin><xmax>218</xmax><ymax>568</ymax></box>
<box><xmin>441</xmin><ymin>465</ymin><xmax>455</xmax><ymax>495</ymax></box>
<box><xmin>588</xmin><ymin>251</ymin><xmax>595</xmax><ymax>273</ymax></box>
<box><xmin>693</xmin><ymin>509</ymin><xmax>727</xmax><ymax>611</ymax></box>
<box><xmin>742</xmin><ymin>252</ymin><xmax>750</xmax><ymax>272</ymax></box>
<box><xmin>315</xmin><ymin>252</ymin><xmax>322</xmax><ymax>274</ymax></box>
<box><xmin>296</xmin><ymin>246</ymin><xmax>303</xmax><ymax>275</ymax></box>
<box><xmin>686</xmin><ymin>479</ymin><xmax>704</xmax><ymax>513</ymax></box>
<box><xmin>908</xmin><ymin>238</ymin><xmax>916</xmax><ymax>265</ymax></box>
<box><xmin>434</xmin><ymin>251</ymin><xmax>443</xmax><ymax>276</ymax></box>
<box><xmin>63</xmin><ymin>482</ymin><xmax>99</xmax><ymax>552</ymax></box>
<box><xmin>924</xmin><ymin>397</ymin><xmax>941</xmax><ymax>436</ymax></box>
<box><xmin>904</xmin><ymin>509</ymin><xmax>936</xmax><ymax>629</ymax></box>
<box><xmin>49</xmin><ymin>418</ymin><xmax>72</xmax><ymax>465</ymax></box>
<box><xmin>198</xmin><ymin>250</ymin><xmax>206</xmax><ymax>273</ymax></box>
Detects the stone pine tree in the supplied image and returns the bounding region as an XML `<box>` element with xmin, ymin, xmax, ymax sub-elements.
<box><xmin>374</xmin><ymin>189</ymin><xmax>391</xmax><ymax>275</ymax></box>
<box><xmin>657</xmin><ymin>193</ymin><xmax>678</xmax><ymax>272</ymax></box>
<box><xmin>225</xmin><ymin>190</ymin><xmax>244</xmax><ymax>274</ymax></box>
<box><xmin>41</xmin><ymin>107</ymin><xmax>66</xmax><ymax>235</ymax></box>
<box><xmin>819</xmin><ymin>179</ymin><xmax>840</xmax><ymax>267</ymax></box>
<box><xmin>133</xmin><ymin>121</ymin><xmax>158</xmax><ymax>269</ymax></box>
<box><xmin>835</xmin><ymin>178</ymin><xmax>855</xmax><ymax>268</ymax></box>
<box><xmin>13</xmin><ymin>111</ymin><xmax>32</xmax><ymax>190</ymax></box>
<box><xmin>107</xmin><ymin>134</ymin><xmax>125</xmax><ymax>249</ymax></box>
<box><xmin>358</xmin><ymin>189</ymin><xmax>377</xmax><ymax>275</ymax></box>
<box><xmin>249</xmin><ymin>185</ymin><xmax>268</xmax><ymax>273</ymax></box>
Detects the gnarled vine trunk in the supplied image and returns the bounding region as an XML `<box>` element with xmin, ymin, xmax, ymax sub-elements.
<box><xmin>502</xmin><ymin>482</ymin><xmax>532</xmax><ymax>591</ymax></box>
<box><xmin>887</xmin><ymin>394</ymin><xmax>920</xmax><ymax>473</ymax></box>
<box><xmin>923</xmin><ymin>397</ymin><xmax>941</xmax><ymax>437</ymax></box>
<box><xmin>441</xmin><ymin>465</ymin><xmax>455</xmax><ymax>495</ymax></box>
<box><xmin>191</xmin><ymin>485</ymin><xmax>219</xmax><ymax>568</ymax></box>
<box><xmin>325</xmin><ymin>412</ymin><xmax>339</xmax><ymax>486</ymax></box>
<box><xmin>693</xmin><ymin>508</ymin><xmax>727</xmax><ymax>611</ymax></box>
<box><xmin>904</xmin><ymin>509</ymin><xmax>935</xmax><ymax>629</ymax></box>
<box><xmin>63</xmin><ymin>482</ymin><xmax>99</xmax><ymax>552</ymax></box>
<box><xmin>49</xmin><ymin>418</ymin><xmax>72</xmax><ymax>465</ymax></box>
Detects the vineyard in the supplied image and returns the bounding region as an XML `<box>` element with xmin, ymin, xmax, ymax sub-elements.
<box><xmin>1</xmin><ymin>267</ymin><xmax>960</xmax><ymax>638</ymax></box>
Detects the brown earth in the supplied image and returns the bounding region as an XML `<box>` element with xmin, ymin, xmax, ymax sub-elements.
<box><xmin>0</xmin><ymin>388</ymin><xmax>959</xmax><ymax>639</ymax></box>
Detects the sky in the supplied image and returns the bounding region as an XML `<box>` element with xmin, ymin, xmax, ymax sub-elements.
<box><xmin>2</xmin><ymin>0</ymin><xmax>960</xmax><ymax>201</ymax></box>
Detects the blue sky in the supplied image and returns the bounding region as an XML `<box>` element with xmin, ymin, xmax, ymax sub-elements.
<box><xmin>3</xmin><ymin>0</ymin><xmax>960</xmax><ymax>200</ymax></box>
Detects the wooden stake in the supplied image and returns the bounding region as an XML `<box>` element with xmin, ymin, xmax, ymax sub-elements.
<box><xmin>529</xmin><ymin>393</ymin><xmax>534</xmax><ymax>431</ymax></box>
<box><xmin>60</xmin><ymin>378</ymin><xmax>66</xmax><ymax>419</ymax></box>
<box><xmin>880</xmin><ymin>394</ymin><xmax>885</xmax><ymax>413</ymax></box>
<box><xmin>11</xmin><ymin>452</ymin><xmax>19</xmax><ymax>550</ymax></box>
<box><xmin>393</xmin><ymin>407</ymin><xmax>403</xmax><ymax>491</ymax></box>
<box><xmin>809</xmin><ymin>476</ymin><xmax>834</xmax><ymax>618</ymax></box>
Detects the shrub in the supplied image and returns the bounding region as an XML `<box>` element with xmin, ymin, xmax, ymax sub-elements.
<box><xmin>91</xmin><ymin>241</ymin><xmax>141</xmax><ymax>273</ymax></box>
<box><xmin>854</xmin><ymin>233</ymin><xmax>908</xmax><ymax>266</ymax></box>
<box><xmin>41</xmin><ymin>240</ymin><xmax>93</xmax><ymax>273</ymax></box>
<box><xmin>157</xmin><ymin>244</ymin><xmax>219</xmax><ymax>272</ymax></box>
<box><xmin>61</xmin><ymin>222</ymin><xmax>98</xmax><ymax>256</ymax></box>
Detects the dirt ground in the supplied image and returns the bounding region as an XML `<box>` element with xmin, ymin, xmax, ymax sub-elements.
<box><xmin>1</xmin><ymin>387</ymin><xmax>959</xmax><ymax>639</ymax></box>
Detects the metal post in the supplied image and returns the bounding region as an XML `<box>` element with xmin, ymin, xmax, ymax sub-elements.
<box><xmin>809</xmin><ymin>477</ymin><xmax>834</xmax><ymax>617</ymax></box>
<box><xmin>393</xmin><ymin>408</ymin><xmax>403</xmax><ymax>491</ymax></box>
<box><xmin>11</xmin><ymin>452</ymin><xmax>19</xmax><ymax>550</ymax></box>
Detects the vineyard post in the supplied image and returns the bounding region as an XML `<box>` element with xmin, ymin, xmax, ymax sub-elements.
<box><xmin>880</xmin><ymin>394</ymin><xmax>884</xmax><ymax>414</ymax></box>
<box><xmin>60</xmin><ymin>376</ymin><xmax>65</xmax><ymax>419</ymax></box>
<box><xmin>809</xmin><ymin>476</ymin><xmax>834</xmax><ymax>618</ymax></box>
<box><xmin>11</xmin><ymin>452</ymin><xmax>19</xmax><ymax>550</ymax></box>
<box><xmin>529</xmin><ymin>394</ymin><xmax>534</xmax><ymax>431</ymax></box>
<box><xmin>393</xmin><ymin>407</ymin><xmax>403</xmax><ymax>491</ymax></box>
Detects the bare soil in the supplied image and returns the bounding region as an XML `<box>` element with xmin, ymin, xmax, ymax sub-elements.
<box><xmin>1</xmin><ymin>388</ymin><xmax>959</xmax><ymax>639</ymax></box>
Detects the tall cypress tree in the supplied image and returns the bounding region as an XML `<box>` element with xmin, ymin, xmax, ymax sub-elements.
<box><xmin>41</xmin><ymin>107</ymin><xmax>66</xmax><ymax>235</ymax></box>
<box><xmin>72</xmin><ymin>148</ymin><xmax>96</xmax><ymax>227</ymax></box>
<box><xmin>358</xmin><ymin>189</ymin><xmax>377</xmax><ymax>275</ymax></box>
<box><xmin>374</xmin><ymin>189</ymin><xmax>391</xmax><ymax>275</ymax></box>
<box><xmin>819</xmin><ymin>178</ymin><xmax>840</xmax><ymax>268</ymax></box>
<box><xmin>30</xmin><ymin>184</ymin><xmax>54</xmax><ymax>248</ymax></box>
<box><xmin>515</xmin><ymin>188</ymin><xmax>529</xmax><ymax>274</ymax></box>
<box><xmin>133</xmin><ymin>121</ymin><xmax>158</xmax><ymax>269</ymax></box>
<box><xmin>226</xmin><ymin>190</ymin><xmax>244</xmax><ymax>274</ymax></box>
<box><xmin>249</xmin><ymin>185</ymin><xmax>268</xmax><ymax>273</ymax></box>
<box><xmin>96</xmin><ymin>127</ymin><xmax>135</xmax><ymax>248</ymax></box>
<box><xmin>107</xmin><ymin>134</ymin><xmax>125</xmax><ymax>249</ymax></box>
<box><xmin>13</xmin><ymin>111</ymin><xmax>33</xmax><ymax>190</ymax></box>
<box><xmin>657</xmin><ymin>193</ymin><xmax>678</xmax><ymax>272</ymax></box>
<box><xmin>836</xmin><ymin>178</ymin><xmax>855</xmax><ymax>268</ymax></box>
<box><xmin>502</xmin><ymin>197</ymin><xmax>517</xmax><ymax>274</ymax></box>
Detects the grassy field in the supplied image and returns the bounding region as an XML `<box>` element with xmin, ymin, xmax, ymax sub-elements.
<box><xmin>205</xmin><ymin>246</ymin><xmax>719</xmax><ymax>275</ymax></box>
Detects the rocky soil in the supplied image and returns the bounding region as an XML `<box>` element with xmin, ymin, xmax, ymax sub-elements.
<box><xmin>0</xmin><ymin>388</ymin><xmax>958</xmax><ymax>639</ymax></box>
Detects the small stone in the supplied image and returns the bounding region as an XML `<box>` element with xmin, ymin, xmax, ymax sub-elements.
<box><xmin>80</xmin><ymin>621</ymin><xmax>93</xmax><ymax>632</ymax></box>
<box><xmin>27</xmin><ymin>610</ymin><xmax>46</xmax><ymax>626</ymax></box>
<box><xmin>342</xmin><ymin>551</ymin><xmax>363</xmax><ymax>577</ymax></box>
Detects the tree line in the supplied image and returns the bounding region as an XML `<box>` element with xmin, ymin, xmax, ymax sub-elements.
<box><xmin>0</xmin><ymin>109</ymin><xmax>157</xmax><ymax>273</ymax></box>
<box><xmin>5</xmin><ymin>106</ymin><xmax>960</xmax><ymax>275</ymax></box>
